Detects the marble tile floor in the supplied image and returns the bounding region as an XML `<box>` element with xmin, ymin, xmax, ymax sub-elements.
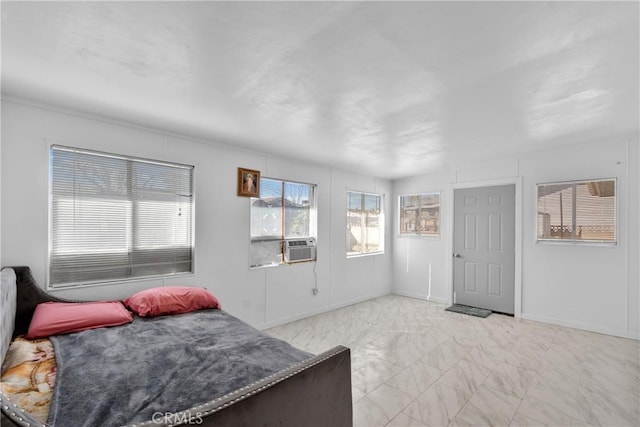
<box><xmin>266</xmin><ymin>295</ymin><xmax>640</xmax><ymax>427</ymax></box>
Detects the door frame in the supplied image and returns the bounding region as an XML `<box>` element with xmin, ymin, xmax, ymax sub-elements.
<box><xmin>446</xmin><ymin>177</ymin><xmax>523</xmax><ymax>318</ymax></box>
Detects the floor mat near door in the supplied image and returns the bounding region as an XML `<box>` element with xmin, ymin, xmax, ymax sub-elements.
<box><xmin>445</xmin><ymin>304</ymin><xmax>492</xmax><ymax>318</ymax></box>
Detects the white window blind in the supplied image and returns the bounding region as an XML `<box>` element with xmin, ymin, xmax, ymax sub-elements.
<box><xmin>49</xmin><ymin>146</ymin><xmax>194</xmax><ymax>288</ymax></box>
<box><xmin>537</xmin><ymin>178</ymin><xmax>616</xmax><ymax>243</ymax></box>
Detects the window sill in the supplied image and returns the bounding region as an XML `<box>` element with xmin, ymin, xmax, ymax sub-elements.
<box><xmin>346</xmin><ymin>251</ymin><xmax>385</xmax><ymax>259</ymax></box>
<box><xmin>250</xmin><ymin>259</ymin><xmax>317</xmax><ymax>269</ymax></box>
<box><xmin>535</xmin><ymin>239</ymin><xmax>617</xmax><ymax>247</ymax></box>
<box><xmin>47</xmin><ymin>271</ymin><xmax>195</xmax><ymax>291</ymax></box>
<box><xmin>398</xmin><ymin>234</ymin><xmax>440</xmax><ymax>240</ymax></box>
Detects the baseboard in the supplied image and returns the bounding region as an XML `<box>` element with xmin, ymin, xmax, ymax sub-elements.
<box><xmin>520</xmin><ymin>313</ymin><xmax>640</xmax><ymax>341</ymax></box>
<box><xmin>392</xmin><ymin>289</ymin><xmax>449</xmax><ymax>305</ymax></box>
<box><xmin>427</xmin><ymin>295</ymin><xmax>449</xmax><ymax>305</ymax></box>
<box><xmin>391</xmin><ymin>289</ymin><xmax>427</xmax><ymax>300</ymax></box>
<box><xmin>258</xmin><ymin>294</ymin><xmax>639</xmax><ymax>341</ymax></box>
<box><xmin>259</xmin><ymin>305</ymin><xmax>333</xmax><ymax>330</ymax></box>
<box><xmin>259</xmin><ymin>290</ymin><xmax>391</xmax><ymax>330</ymax></box>
<box><xmin>329</xmin><ymin>290</ymin><xmax>390</xmax><ymax>311</ymax></box>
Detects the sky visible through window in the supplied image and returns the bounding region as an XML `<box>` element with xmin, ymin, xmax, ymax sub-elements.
<box><xmin>260</xmin><ymin>178</ymin><xmax>311</xmax><ymax>204</ymax></box>
<box><xmin>348</xmin><ymin>192</ymin><xmax>380</xmax><ymax>211</ymax></box>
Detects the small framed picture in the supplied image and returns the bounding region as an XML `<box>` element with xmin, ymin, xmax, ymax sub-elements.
<box><xmin>237</xmin><ymin>168</ymin><xmax>260</xmax><ymax>197</ymax></box>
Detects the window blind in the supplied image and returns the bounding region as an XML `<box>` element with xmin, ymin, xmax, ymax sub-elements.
<box><xmin>49</xmin><ymin>146</ymin><xmax>194</xmax><ymax>287</ymax></box>
<box><xmin>536</xmin><ymin>179</ymin><xmax>616</xmax><ymax>243</ymax></box>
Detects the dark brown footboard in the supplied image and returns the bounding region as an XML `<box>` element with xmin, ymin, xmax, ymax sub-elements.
<box><xmin>2</xmin><ymin>346</ymin><xmax>353</xmax><ymax>427</ymax></box>
<box><xmin>147</xmin><ymin>345</ymin><xmax>353</xmax><ymax>427</ymax></box>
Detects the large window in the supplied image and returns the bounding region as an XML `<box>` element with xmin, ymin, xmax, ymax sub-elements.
<box><xmin>537</xmin><ymin>178</ymin><xmax>616</xmax><ymax>244</ymax></box>
<box><xmin>399</xmin><ymin>193</ymin><xmax>440</xmax><ymax>236</ymax></box>
<box><xmin>49</xmin><ymin>146</ymin><xmax>194</xmax><ymax>288</ymax></box>
<box><xmin>250</xmin><ymin>178</ymin><xmax>317</xmax><ymax>267</ymax></box>
<box><xmin>347</xmin><ymin>191</ymin><xmax>384</xmax><ymax>256</ymax></box>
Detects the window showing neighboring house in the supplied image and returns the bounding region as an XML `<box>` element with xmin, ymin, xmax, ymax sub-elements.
<box><xmin>49</xmin><ymin>145</ymin><xmax>194</xmax><ymax>288</ymax></box>
<box><xmin>250</xmin><ymin>178</ymin><xmax>317</xmax><ymax>267</ymax></box>
<box><xmin>399</xmin><ymin>193</ymin><xmax>440</xmax><ymax>237</ymax></box>
<box><xmin>537</xmin><ymin>178</ymin><xmax>616</xmax><ymax>244</ymax></box>
<box><xmin>347</xmin><ymin>191</ymin><xmax>384</xmax><ymax>256</ymax></box>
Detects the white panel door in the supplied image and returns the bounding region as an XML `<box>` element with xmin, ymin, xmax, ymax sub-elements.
<box><xmin>453</xmin><ymin>184</ymin><xmax>515</xmax><ymax>314</ymax></box>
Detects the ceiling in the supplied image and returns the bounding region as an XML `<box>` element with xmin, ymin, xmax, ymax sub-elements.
<box><xmin>2</xmin><ymin>1</ymin><xmax>638</xmax><ymax>179</ymax></box>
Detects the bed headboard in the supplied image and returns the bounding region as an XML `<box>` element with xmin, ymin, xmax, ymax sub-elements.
<box><xmin>1</xmin><ymin>268</ymin><xmax>17</xmax><ymax>366</ymax></box>
<box><xmin>1</xmin><ymin>266</ymin><xmax>74</xmax><ymax>341</ymax></box>
<box><xmin>1</xmin><ymin>266</ymin><xmax>84</xmax><ymax>427</ymax></box>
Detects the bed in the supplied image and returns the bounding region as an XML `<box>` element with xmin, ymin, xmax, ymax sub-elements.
<box><xmin>0</xmin><ymin>266</ymin><xmax>353</xmax><ymax>426</ymax></box>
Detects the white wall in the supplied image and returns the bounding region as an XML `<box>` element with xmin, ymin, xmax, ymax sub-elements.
<box><xmin>391</xmin><ymin>168</ymin><xmax>453</xmax><ymax>304</ymax></box>
<box><xmin>0</xmin><ymin>100</ymin><xmax>2</xmax><ymax>270</ymax></box>
<box><xmin>392</xmin><ymin>137</ymin><xmax>640</xmax><ymax>340</ymax></box>
<box><xmin>520</xmin><ymin>139</ymin><xmax>639</xmax><ymax>339</ymax></box>
<box><xmin>0</xmin><ymin>99</ymin><xmax>392</xmax><ymax>329</ymax></box>
<box><xmin>3</xmin><ymin>98</ymin><xmax>637</xmax><ymax>339</ymax></box>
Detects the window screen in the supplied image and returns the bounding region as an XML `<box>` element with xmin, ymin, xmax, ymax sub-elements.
<box><xmin>537</xmin><ymin>179</ymin><xmax>616</xmax><ymax>243</ymax></box>
<box><xmin>49</xmin><ymin>146</ymin><xmax>194</xmax><ymax>287</ymax></box>
<box><xmin>347</xmin><ymin>191</ymin><xmax>384</xmax><ymax>256</ymax></box>
<box><xmin>399</xmin><ymin>193</ymin><xmax>440</xmax><ymax>236</ymax></box>
<box><xmin>250</xmin><ymin>178</ymin><xmax>316</xmax><ymax>267</ymax></box>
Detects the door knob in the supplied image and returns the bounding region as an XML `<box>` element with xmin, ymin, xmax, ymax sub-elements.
<box><xmin>453</xmin><ymin>253</ymin><xmax>462</xmax><ymax>258</ymax></box>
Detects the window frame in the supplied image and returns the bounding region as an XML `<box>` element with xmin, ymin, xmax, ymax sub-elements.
<box><xmin>536</xmin><ymin>177</ymin><xmax>617</xmax><ymax>246</ymax></box>
<box><xmin>249</xmin><ymin>177</ymin><xmax>317</xmax><ymax>268</ymax></box>
<box><xmin>48</xmin><ymin>145</ymin><xmax>195</xmax><ymax>289</ymax></box>
<box><xmin>398</xmin><ymin>192</ymin><xmax>441</xmax><ymax>238</ymax></box>
<box><xmin>346</xmin><ymin>190</ymin><xmax>385</xmax><ymax>257</ymax></box>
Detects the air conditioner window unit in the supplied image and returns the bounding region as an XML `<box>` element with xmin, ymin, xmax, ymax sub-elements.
<box><xmin>284</xmin><ymin>238</ymin><xmax>316</xmax><ymax>263</ymax></box>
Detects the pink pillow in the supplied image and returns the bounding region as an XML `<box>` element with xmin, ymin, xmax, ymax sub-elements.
<box><xmin>26</xmin><ymin>301</ymin><xmax>133</xmax><ymax>339</ymax></box>
<box><xmin>123</xmin><ymin>286</ymin><xmax>221</xmax><ymax>317</ymax></box>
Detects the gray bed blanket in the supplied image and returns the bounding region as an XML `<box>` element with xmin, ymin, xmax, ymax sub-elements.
<box><xmin>48</xmin><ymin>309</ymin><xmax>312</xmax><ymax>427</ymax></box>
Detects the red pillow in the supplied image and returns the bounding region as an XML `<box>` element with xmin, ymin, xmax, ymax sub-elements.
<box><xmin>26</xmin><ymin>301</ymin><xmax>133</xmax><ymax>339</ymax></box>
<box><xmin>123</xmin><ymin>286</ymin><xmax>221</xmax><ymax>317</ymax></box>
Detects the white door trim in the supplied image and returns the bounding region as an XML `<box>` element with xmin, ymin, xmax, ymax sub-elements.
<box><xmin>446</xmin><ymin>177</ymin><xmax>523</xmax><ymax>318</ymax></box>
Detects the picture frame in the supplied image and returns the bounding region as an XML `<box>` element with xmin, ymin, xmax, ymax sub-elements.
<box><xmin>237</xmin><ymin>167</ymin><xmax>260</xmax><ymax>197</ymax></box>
